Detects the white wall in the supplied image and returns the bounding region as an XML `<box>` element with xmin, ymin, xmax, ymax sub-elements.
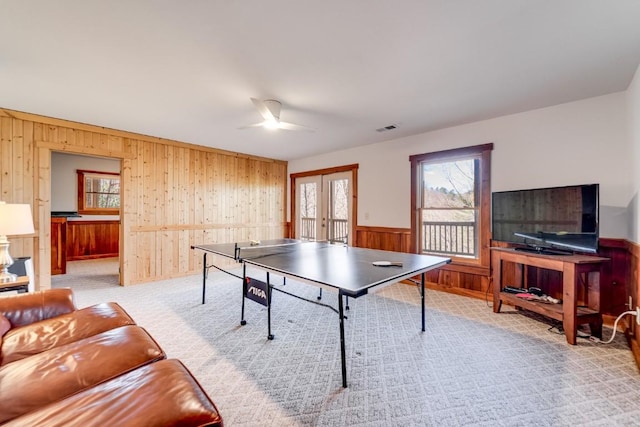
<box><xmin>289</xmin><ymin>92</ymin><xmax>631</xmax><ymax>239</ymax></box>
<box><xmin>51</xmin><ymin>152</ymin><xmax>120</xmax><ymax>220</ymax></box>
<box><xmin>628</xmin><ymin>64</ymin><xmax>640</xmax><ymax>243</ymax></box>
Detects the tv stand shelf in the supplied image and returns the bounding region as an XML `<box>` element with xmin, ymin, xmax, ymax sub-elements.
<box><xmin>498</xmin><ymin>292</ymin><xmax>600</xmax><ymax>323</ymax></box>
<box><xmin>492</xmin><ymin>248</ymin><xmax>608</xmax><ymax>344</ymax></box>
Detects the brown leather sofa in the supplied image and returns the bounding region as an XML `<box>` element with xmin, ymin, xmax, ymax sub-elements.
<box><xmin>0</xmin><ymin>288</ymin><xmax>223</xmax><ymax>426</ymax></box>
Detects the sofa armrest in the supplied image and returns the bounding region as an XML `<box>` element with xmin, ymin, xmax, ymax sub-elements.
<box><xmin>0</xmin><ymin>288</ymin><xmax>77</xmax><ymax>328</ymax></box>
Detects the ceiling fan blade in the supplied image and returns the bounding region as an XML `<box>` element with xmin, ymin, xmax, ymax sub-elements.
<box><xmin>237</xmin><ymin>122</ymin><xmax>266</xmax><ymax>130</ymax></box>
<box><xmin>244</xmin><ymin>98</ymin><xmax>312</xmax><ymax>131</ymax></box>
<box><xmin>279</xmin><ymin>121</ymin><xmax>315</xmax><ymax>132</ymax></box>
<box><xmin>251</xmin><ymin>98</ymin><xmax>277</xmax><ymax>122</ymax></box>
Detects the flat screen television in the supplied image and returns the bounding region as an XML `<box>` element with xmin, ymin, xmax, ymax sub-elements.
<box><xmin>491</xmin><ymin>183</ymin><xmax>599</xmax><ymax>254</ymax></box>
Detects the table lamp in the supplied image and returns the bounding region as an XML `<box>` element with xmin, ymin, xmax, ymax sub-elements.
<box><xmin>0</xmin><ymin>201</ymin><xmax>35</xmax><ymax>283</ymax></box>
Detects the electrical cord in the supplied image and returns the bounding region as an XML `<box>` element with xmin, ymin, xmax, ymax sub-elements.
<box><xmin>548</xmin><ymin>322</ymin><xmax>564</xmax><ymax>335</ymax></box>
<box><xmin>485</xmin><ymin>277</ymin><xmax>493</xmax><ymax>308</ymax></box>
<box><xmin>590</xmin><ymin>310</ymin><xmax>636</xmax><ymax>344</ymax></box>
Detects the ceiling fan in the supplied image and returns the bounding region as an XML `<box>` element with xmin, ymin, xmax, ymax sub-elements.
<box><xmin>239</xmin><ymin>98</ymin><xmax>314</xmax><ymax>132</ymax></box>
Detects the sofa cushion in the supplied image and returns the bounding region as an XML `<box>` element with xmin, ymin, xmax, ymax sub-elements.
<box><xmin>0</xmin><ymin>314</ymin><xmax>9</xmax><ymax>337</ymax></box>
<box><xmin>0</xmin><ymin>314</ymin><xmax>9</xmax><ymax>351</ymax></box>
<box><xmin>1</xmin><ymin>302</ymin><xmax>136</xmax><ymax>365</ymax></box>
<box><xmin>0</xmin><ymin>325</ymin><xmax>165</xmax><ymax>424</ymax></box>
<box><xmin>0</xmin><ymin>288</ymin><xmax>76</xmax><ymax>328</ymax></box>
<box><xmin>2</xmin><ymin>359</ymin><xmax>224</xmax><ymax>427</ymax></box>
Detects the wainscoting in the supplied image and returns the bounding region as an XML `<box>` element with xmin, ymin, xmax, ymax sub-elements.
<box><xmin>67</xmin><ymin>220</ymin><xmax>120</xmax><ymax>260</ymax></box>
<box><xmin>354</xmin><ymin>226</ymin><xmax>411</xmax><ymax>252</ymax></box>
<box><xmin>353</xmin><ymin>225</ymin><xmax>490</xmax><ymax>298</ymax></box>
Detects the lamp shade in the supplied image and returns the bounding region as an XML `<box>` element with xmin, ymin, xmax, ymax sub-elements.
<box><xmin>0</xmin><ymin>203</ymin><xmax>35</xmax><ymax>236</ymax></box>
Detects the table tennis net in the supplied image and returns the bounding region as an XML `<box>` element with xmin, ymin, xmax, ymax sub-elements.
<box><xmin>235</xmin><ymin>241</ymin><xmax>304</xmax><ymax>260</ymax></box>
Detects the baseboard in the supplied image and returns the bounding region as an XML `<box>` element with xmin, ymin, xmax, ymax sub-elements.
<box><xmin>67</xmin><ymin>253</ymin><xmax>119</xmax><ymax>261</ymax></box>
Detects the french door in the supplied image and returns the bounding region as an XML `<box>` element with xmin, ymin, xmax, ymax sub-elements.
<box><xmin>295</xmin><ymin>171</ymin><xmax>352</xmax><ymax>244</ymax></box>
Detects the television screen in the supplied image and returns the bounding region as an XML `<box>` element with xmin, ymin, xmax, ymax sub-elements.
<box><xmin>491</xmin><ymin>184</ymin><xmax>599</xmax><ymax>253</ymax></box>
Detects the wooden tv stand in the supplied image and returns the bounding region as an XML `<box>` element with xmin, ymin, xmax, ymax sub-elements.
<box><xmin>491</xmin><ymin>247</ymin><xmax>608</xmax><ymax>345</ymax></box>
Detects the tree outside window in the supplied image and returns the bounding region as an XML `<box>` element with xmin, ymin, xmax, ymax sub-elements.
<box><xmin>299</xmin><ymin>182</ymin><xmax>317</xmax><ymax>240</ymax></box>
<box><xmin>421</xmin><ymin>159</ymin><xmax>478</xmax><ymax>257</ymax></box>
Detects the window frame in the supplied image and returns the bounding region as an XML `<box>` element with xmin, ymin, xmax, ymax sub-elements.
<box><xmin>77</xmin><ymin>169</ymin><xmax>121</xmax><ymax>215</ymax></box>
<box><xmin>409</xmin><ymin>143</ymin><xmax>493</xmax><ymax>268</ymax></box>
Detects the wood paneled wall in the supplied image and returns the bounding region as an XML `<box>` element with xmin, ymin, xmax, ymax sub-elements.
<box><xmin>0</xmin><ymin>108</ymin><xmax>287</xmax><ymax>288</ymax></box>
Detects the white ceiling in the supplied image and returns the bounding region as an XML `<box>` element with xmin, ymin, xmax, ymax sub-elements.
<box><xmin>2</xmin><ymin>1</ymin><xmax>640</xmax><ymax>161</ymax></box>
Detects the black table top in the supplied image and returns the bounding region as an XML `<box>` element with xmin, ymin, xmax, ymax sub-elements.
<box><xmin>242</xmin><ymin>241</ymin><xmax>449</xmax><ymax>297</ymax></box>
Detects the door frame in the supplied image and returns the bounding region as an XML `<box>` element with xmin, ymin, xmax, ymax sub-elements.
<box><xmin>39</xmin><ymin>146</ymin><xmax>126</xmax><ymax>289</ymax></box>
<box><xmin>290</xmin><ymin>164</ymin><xmax>358</xmax><ymax>244</ymax></box>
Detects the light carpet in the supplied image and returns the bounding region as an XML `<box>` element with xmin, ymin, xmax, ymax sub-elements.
<box><xmin>52</xmin><ymin>259</ymin><xmax>640</xmax><ymax>426</ymax></box>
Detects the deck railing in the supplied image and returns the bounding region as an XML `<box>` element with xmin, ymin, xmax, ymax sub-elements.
<box><xmin>302</xmin><ymin>218</ymin><xmax>473</xmax><ymax>255</ymax></box>
<box><xmin>328</xmin><ymin>218</ymin><xmax>348</xmax><ymax>244</ymax></box>
<box><xmin>300</xmin><ymin>217</ymin><xmax>316</xmax><ymax>241</ymax></box>
<box><xmin>299</xmin><ymin>217</ymin><xmax>348</xmax><ymax>244</ymax></box>
<box><xmin>422</xmin><ymin>221</ymin><xmax>476</xmax><ymax>257</ymax></box>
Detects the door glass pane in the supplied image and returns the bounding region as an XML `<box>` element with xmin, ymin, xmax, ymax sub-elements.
<box><xmin>299</xmin><ymin>182</ymin><xmax>317</xmax><ymax>241</ymax></box>
<box><xmin>328</xmin><ymin>178</ymin><xmax>349</xmax><ymax>244</ymax></box>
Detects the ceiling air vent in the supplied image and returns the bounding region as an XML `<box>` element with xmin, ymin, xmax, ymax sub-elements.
<box><xmin>376</xmin><ymin>124</ymin><xmax>398</xmax><ymax>132</ymax></box>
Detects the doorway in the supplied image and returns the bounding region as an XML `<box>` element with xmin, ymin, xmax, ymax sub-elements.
<box><xmin>50</xmin><ymin>152</ymin><xmax>122</xmax><ymax>288</ymax></box>
<box><xmin>291</xmin><ymin>164</ymin><xmax>358</xmax><ymax>245</ymax></box>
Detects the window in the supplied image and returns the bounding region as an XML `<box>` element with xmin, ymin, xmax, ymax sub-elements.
<box><xmin>77</xmin><ymin>169</ymin><xmax>120</xmax><ymax>215</ymax></box>
<box><xmin>410</xmin><ymin>144</ymin><xmax>492</xmax><ymax>266</ymax></box>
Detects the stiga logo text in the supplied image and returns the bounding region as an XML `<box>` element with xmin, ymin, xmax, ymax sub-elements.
<box><xmin>245</xmin><ymin>277</ymin><xmax>270</xmax><ymax>306</ymax></box>
<box><xmin>248</xmin><ymin>286</ymin><xmax>267</xmax><ymax>299</ymax></box>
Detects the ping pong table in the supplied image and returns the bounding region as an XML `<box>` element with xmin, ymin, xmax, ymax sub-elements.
<box><xmin>191</xmin><ymin>239</ymin><xmax>450</xmax><ymax>388</ymax></box>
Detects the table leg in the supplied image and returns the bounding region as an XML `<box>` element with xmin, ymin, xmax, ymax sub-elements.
<box><xmin>240</xmin><ymin>263</ymin><xmax>247</xmax><ymax>326</ymax></box>
<box><xmin>588</xmin><ymin>270</ymin><xmax>603</xmax><ymax>338</ymax></box>
<box><xmin>492</xmin><ymin>253</ymin><xmax>503</xmax><ymax>313</ymax></box>
<box><xmin>267</xmin><ymin>272</ymin><xmax>274</xmax><ymax>340</ymax></box>
<box><xmin>421</xmin><ymin>272</ymin><xmax>426</xmax><ymax>332</ymax></box>
<box><xmin>201</xmin><ymin>253</ymin><xmax>207</xmax><ymax>304</ymax></box>
<box><xmin>338</xmin><ymin>290</ymin><xmax>347</xmax><ymax>388</ymax></box>
<box><xmin>563</xmin><ymin>264</ymin><xmax>577</xmax><ymax>345</ymax></box>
